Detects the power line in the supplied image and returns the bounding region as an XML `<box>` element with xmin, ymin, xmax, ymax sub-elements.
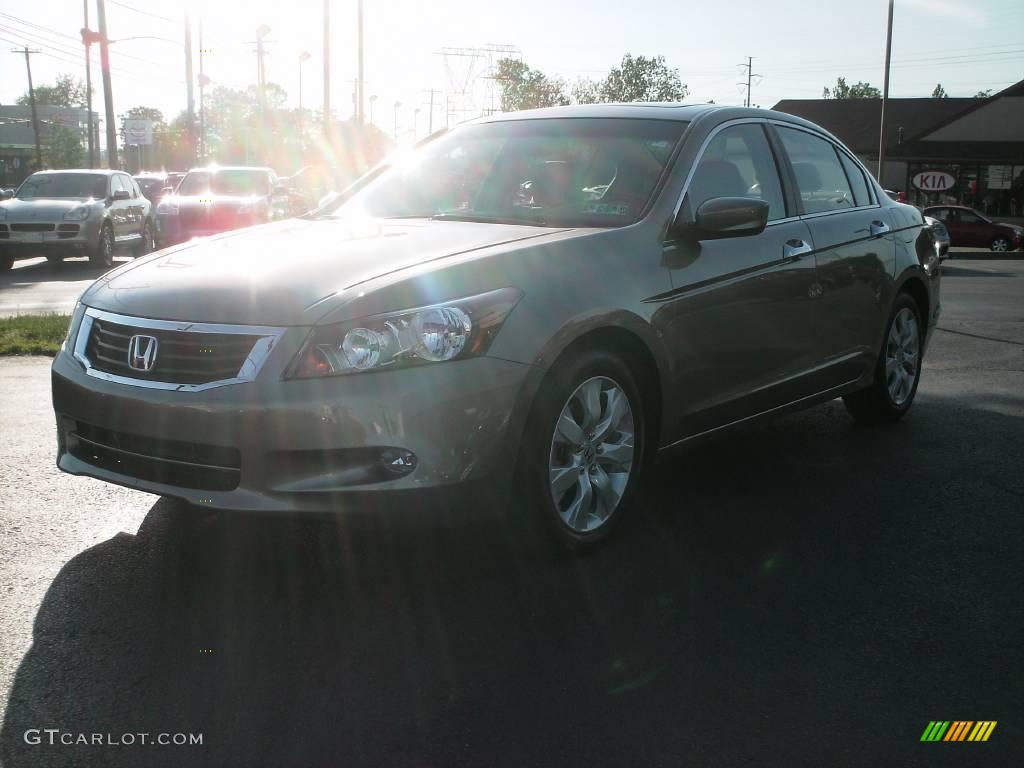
<box><xmin>106</xmin><ymin>0</ymin><xmax>175</xmax><ymax>23</ymax></box>
<box><xmin>737</xmin><ymin>56</ymin><xmax>761</xmax><ymax>108</ymax></box>
<box><xmin>0</xmin><ymin>11</ymin><xmax>165</xmax><ymax>67</ymax></box>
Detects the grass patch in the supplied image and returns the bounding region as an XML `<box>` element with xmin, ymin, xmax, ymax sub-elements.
<box><xmin>0</xmin><ymin>313</ymin><xmax>71</xmax><ymax>356</ymax></box>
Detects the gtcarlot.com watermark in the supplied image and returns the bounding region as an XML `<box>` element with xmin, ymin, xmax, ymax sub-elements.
<box><xmin>24</xmin><ymin>729</ymin><xmax>203</xmax><ymax>747</ymax></box>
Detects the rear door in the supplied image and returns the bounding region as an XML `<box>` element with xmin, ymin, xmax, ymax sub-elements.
<box><xmin>955</xmin><ymin>209</ymin><xmax>990</xmax><ymax>247</ymax></box>
<box><xmin>659</xmin><ymin>120</ymin><xmax>821</xmax><ymax>435</ymax></box>
<box><xmin>773</xmin><ymin>124</ymin><xmax>896</xmax><ymax>385</ymax></box>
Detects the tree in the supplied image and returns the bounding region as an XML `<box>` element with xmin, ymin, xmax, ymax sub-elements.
<box><xmin>822</xmin><ymin>77</ymin><xmax>881</xmax><ymax>99</ymax></box>
<box><xmin>17</xmin><ymin>74</ymin><xmax>86</xmax><ymax>107</ymax></box>
<box><xmin>974</xmin><ymin>89</ymin><xmax>993</xmax><ymax>98</ymax></box>
<box><xmin>931</xmin><ymin>83</ymin><xmax>947</xmax><ymax>98</ymax></box>
<box><xmin>576</xmin><ymin>54</ymin><xmax>688</xmax><ymax>104</ymax></box>
<box><xmin>41</xmin><ymin>123</ymin><xmax>84</xmax><ymax>168</ymax></box>
<box><xmin>495</xmin><ymin>59</ymin><xmax>569</xmax><ymax>111</ymax></box>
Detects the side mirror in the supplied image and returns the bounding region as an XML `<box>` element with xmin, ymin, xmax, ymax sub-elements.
<box><xmin>111</xmin><ymin>189</ymin><xmax>130</xmax><ymax>201</ymax></box>
<box><xmin>692</xmin><ymin>197</ymin><xmax>769</xmax><ymax>239</ymax></box>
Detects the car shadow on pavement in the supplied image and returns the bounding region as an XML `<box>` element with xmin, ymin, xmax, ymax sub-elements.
<box><xmin>1</xmin><ymin>256</ymin><xmax>131</xmax><ymax>288</ymax></box>
<box><xmin>2</xmin><ymin>396</ymin><xmax>1021</xmax><ymax>767</ymax></box>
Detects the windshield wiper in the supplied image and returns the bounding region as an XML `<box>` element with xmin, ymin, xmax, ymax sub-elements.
<box><xmin>429</xmin><ymin>211</ymin><xmax>548</xmax><ymax>226</ymax></box>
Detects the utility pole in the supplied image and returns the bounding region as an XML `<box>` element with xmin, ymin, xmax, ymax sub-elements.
<box><xmin>82</xmin><ymin>0</ymin><xmax>95</xmax><ymax>168</ymax></box>
<box><xmin>185</xmin><ymin>14</ymin><xmax>196</xmax><ymax>166</ymax></box>
<box><xmin>198</xmin><ymin>20</ymin><xmax>208</xmax><ymax>164</ymax></box>
<box><xmin>356</xmin><ymin>0</ymin><xmax>364</xmax><ymax>123</ymax></box>
<box><xmin>877</xmin><ymin>0</ymin><xmax>895</xmax><ymax>182</ymax></box>
<box><xmin>323</xmin><ymin>0</ymin><xmax>330</xmax><ymax>134</ymax></box>
<box><xmin>424</xmin><ymin>89</ymin><xmax>441</xmax><ymax>134</ymax></box>
<box><xmin>299</xmin><ymin>51</ymin><xmax>311</xmax><ymax>139</ymax></box>
<box><xmin>737</xmin><ymin>56</ymin><xmax>760</xmax><ymax>108</ymax></box>
<box><xmin>12</xmin><ymin>47</ymin><xmax>43</xmax><ymax>167</ymax></box>
<box><xmin>96</xmin><ymin>0</ymin><xmax>118</xmax><ymax>168</ymax></box>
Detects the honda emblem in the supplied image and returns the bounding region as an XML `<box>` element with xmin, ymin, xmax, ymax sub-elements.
<box><xmin>127</xmin><ymin>335</ymin><xmax>159</xmax><ymax>372</ymax></box>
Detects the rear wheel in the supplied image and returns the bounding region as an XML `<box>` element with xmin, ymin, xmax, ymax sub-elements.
<box><xmin>0</xmin><ymin>252</ymin><xmax>12</xmax><ymax>272</ymax></box>
<box><xmin>991</xmin><ymin>236</ymin><xmax>1011</xmax><ymax>252</ymax></box>
<box><xmin>90</xmin><ymin>223</ymin><xmax>114</xmax><ymax>268</ymax></box>
<box><xmin>511</xmin><ymin>348</ymin><xmax>646</xmax><ymax>552</ymax></box>
<box><xmin>843</xmin><ymin>293</ymin><xmax>923</xmax><ymax>424</ymax></box>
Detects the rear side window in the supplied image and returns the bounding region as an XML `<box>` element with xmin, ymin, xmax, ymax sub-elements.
<box><xmin>688</xmin><ymin>123</ymin><xmax>786</xmax><ymax>221</ymax></box>
<box><xmin>110</xmin><ymin>175</ymin><xmax>126</xmax><ymax>195</ymax></box>
<box><xmin>838</xmin><ymin>152</ymin><xmax>871</xmax><ymax>206</ymax></box>
<box><xmin>777</xmin><ymin>127</ymin><xmax>855</xmax><ymax>214</ymax></box>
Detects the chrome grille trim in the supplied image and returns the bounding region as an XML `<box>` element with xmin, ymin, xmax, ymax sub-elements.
<box><xmin>74</xmin><ymin>307</ymin><xmax>286</xmax><ymax>391</ymax></box>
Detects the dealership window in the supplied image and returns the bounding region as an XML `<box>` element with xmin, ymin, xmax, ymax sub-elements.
<box><xmin>908</xmin><ymin>163</ymin><xmax>1024</xmax><ymax>217</ymax></box>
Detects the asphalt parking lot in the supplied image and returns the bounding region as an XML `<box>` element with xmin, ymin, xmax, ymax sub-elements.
<box><xmin>1</xmin><ymin>252</ymin><xmax>1022</xmax><ymax>767</ymax></box>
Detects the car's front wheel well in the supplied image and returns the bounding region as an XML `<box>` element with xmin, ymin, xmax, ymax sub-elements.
<box><xmin>543</xmin><ymin>327</ymin><xmax>663</xmax><ymax>458</ymax></box>
<box><xmin>899</xmin><ymin>277</ymin><xmax>929</xmax><ymax>327</ymax></box>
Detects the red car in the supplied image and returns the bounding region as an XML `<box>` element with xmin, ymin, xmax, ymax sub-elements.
<box><xmin>922</xmin><ymin>205</ymin><xmax>1023</xmax><ymax>252</ymax></box>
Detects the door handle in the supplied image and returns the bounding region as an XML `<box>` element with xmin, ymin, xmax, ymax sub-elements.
<box><xmin>870</xmin><ymin>220</ymin><xmax>891</xmax><ymax>236</ymax></box>
<box><xmin>783</xmin><ymin>239</ymin><xmax>813</xmax><ymax>261</ymax></box>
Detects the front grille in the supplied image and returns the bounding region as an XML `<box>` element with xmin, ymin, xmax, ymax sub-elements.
<box><xmin>70</xmin><ymin>421</ymin><xmax>241</xmax><ymax>491</ymax></box>
<box><xmin>181</xmin><ymin>204</ymin><xmax>244</xmax><ymax>233</ymax></box>
<box><xmin>10</xmin><ymin>222</ymin><xmax>55</xmax><ymax>232</ymax></box>
<box><xmin>86</xmin><ymin>317</ymin><xmax>262</xmax><ymax>385</ymax></box>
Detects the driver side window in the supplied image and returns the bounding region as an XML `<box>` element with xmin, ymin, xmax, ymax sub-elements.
<box><xmin>688</xmin><ymin>124</ymin><xmax>786</xmax><ymax>221</ymax></box>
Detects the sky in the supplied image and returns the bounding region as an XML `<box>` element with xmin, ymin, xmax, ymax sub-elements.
<box><xmin>2</xmin><ymin>0</ymin><xmax>1022</xmax><ymax>144</ymax></box>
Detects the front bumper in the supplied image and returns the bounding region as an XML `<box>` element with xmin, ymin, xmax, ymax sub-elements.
<box><xmin>52</xmin><ymin>335</ymin><xmax>532</xmax><ymax>512</ymax></box>
<box><xmin>0</xmin><ymin>220</ymin><xmax>101</xmax><ymax>257</ymax></box>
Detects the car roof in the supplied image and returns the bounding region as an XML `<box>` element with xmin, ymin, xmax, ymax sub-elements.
<box><xmin>184</xmin><ymin>166</ymin><xmax>274</xmax><ymax>174</ymax></box>
<box><xmin>29</xmin><ymin>169</ymin><xmax>121</xmax><ymax>176</ymax></box>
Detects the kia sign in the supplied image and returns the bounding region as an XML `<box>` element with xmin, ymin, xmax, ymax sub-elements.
<box><xmin>912</xmin><ymin>171</ymin><xmax>955</xmax><ymax>192</ymax></box>
<box><xmin>123</xmin><ymin>118</ymin><xmax>153</xmax><ymax>146</ymax></box>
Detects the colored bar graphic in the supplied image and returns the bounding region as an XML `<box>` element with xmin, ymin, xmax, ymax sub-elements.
<box><xmin>921</xmin><ymin>720</ymin><xmax>997</xmax><ymax>742</ymax></box>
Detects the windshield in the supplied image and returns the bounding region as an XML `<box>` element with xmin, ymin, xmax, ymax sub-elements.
<box><xmin>16</xmin><ymin>173</ymin><xmax>108</xmax><ymax>200</ymax></box>
<box><xmin>135</xmin><ymin>178</ymin><xmax>164</xmax><ymax>196</ymax></box>
<box><xmin>332</xmin><ymin>118</ymin><xmax>686</xmax><ymax>227</ymax></box>
<box><xmin>178</xmin><ymin>170</ymin><xmax>270</xmax><ymax>196</ymax></box>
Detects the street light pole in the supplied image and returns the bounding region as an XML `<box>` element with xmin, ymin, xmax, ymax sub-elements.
<box><xmin>877</xmin><ymin>0</ymin><xmax>895</xmax><ymax>182</ymax></box>
<box><xmin>299</xmin><ymin>51</ymin><xmax>311</xmax><ymax>140</ymax></box>
<box><xmin>82</xmin><ymin>0</ymin><xmax>95</xmax><ymax>168</ymax></box>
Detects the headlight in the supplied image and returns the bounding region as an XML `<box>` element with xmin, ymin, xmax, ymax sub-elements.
<box><xmin>63</xmin><ymin>205</ymin><xmax>92</xmax><ymax>221</ymax></box>
<box><xmin>157</xmin><ymin>199</ymin><xmax>179</xmax><ymax>215</ymax></box>
<box><xmin>63</xmin><ymin>302</ymin><xmax>85</xmax><ymax>352</ymax></box>
<box><xmin>287</xmin><ymin>288</ymin><xmax>521</xmax><ymax>379</ymax></box>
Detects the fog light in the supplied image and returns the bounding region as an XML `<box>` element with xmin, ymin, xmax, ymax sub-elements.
<box><xmin>380</xmin><ymin>449</ymin><xmax>417</xmax><ymax>476</ymax></box>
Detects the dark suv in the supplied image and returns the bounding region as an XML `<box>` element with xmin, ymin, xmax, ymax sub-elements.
<box><xmin>0</xmin><ymin>170</ymin><xmax>154</xmax><ymax>270</ymax></box>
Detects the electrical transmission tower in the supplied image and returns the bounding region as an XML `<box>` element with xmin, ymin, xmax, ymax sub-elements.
<box><xmin>737</xmin><ymin>56</ymin><xmax>762</xmax><ymax>108</ymax></box>
<box><xmin>435</xmin><ymin>43</ymin><xmax>520</xmax><ymax>125</ymax></box>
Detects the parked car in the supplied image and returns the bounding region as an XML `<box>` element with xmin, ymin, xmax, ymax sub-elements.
<box><xmin>924</xmin><ymin>215</ymin><xmax>951</xmax><ymax>261</ymax></box>
<box><xmin>155</xmin><ymin>165</ymin><xmax>283</xmax><ymax>246</ymax></box>
<box><xmin>279</xmin><ymin>165</ymin><xmax>338</xmax><ymax>215</ymax></box>
<box><xmin>0</xmin><ymin>169</ymin><xmax>154</xmax><ymax>271</ymax></box>
<box><xmin>922</xmin><ymin>204</ymin><xmax>1023</xmax><ymax>252</ymax></box>
<box><xmin>134</xmin><ymin>172</ymin><xmax>184</xmax><ymax>208</ymax></box>
<box><xmin>52</xmin><ymin>104</ymin><xmax>940</xmax><ymax>550</ymax></box>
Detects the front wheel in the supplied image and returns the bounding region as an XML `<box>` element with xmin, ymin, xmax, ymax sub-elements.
<box><xmin>843</xmin><ymin>293</ymin><xmax>923</xmax><ymax>424</ymax></box>
<box><xmin>511</xmin><ymin>348</ymin><xmax>646</xmax><ymax>551</ymax></box>
<box><xmin>991</xmin><ymin>236</ymin><xmax>1011</xmax><ymax>252</ymax></box>
<box><xmin>134</xmin><ymin>221</ymin><xmax>155</xmax><ymax>257</ymax></box>
<box><xmin>90</xmin><ymin>224</ymin><xmax>114</xmax><ymax>268</ymax></box>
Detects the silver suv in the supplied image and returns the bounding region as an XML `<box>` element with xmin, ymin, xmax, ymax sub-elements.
<box><xmin>0</xmin><ymin>169</ymin><xmax>155</xmax><ymax>271</ymax></box>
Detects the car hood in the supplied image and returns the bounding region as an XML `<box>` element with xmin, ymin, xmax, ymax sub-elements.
<box><xmin>82</xmin><ymin>216</ymin><xmax>569</xmax><ymax>325</ymax></box>
<box><xmin>170</xmin><ymin>194</ymin><xmax>269</xmax><ymax>208</ymax></box>
<box><xmin>0</xmin><ymin>197</ymin><xmax>96</xmax><ymax>218</ymax></box>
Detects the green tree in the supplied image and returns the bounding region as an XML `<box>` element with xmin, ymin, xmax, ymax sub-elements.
<box><xmin>576</xmin><ymin>54</ymin><xmax>688</xmax><ymax>103</ymax></box>
<box><xmin>17</xmin><ymin>74</ymin><xmax>86</xmax><ymax>107</ymax></box>
<box><xmin>974</xmin><ymin>89</ymin><xmax>993</xmax><ymax>98</ymax></box>
<box><xmin>822</xmin><ymin>77</ymin><xmax>881</xmax><ymax>99</ymax></box>
<box><xmin>495</xmin><ymin>58</ymin><xmax>569</xmax><ymax>111</ymax></box>
<box><xmin>41</xmin><ymin>123</ymin><xmax>84</xmax><ymax>168</ymax></box>
<box><xmin>931</xmin><ymin>83</ymin><xmax>947</xmax><ymax>98</ymax></box>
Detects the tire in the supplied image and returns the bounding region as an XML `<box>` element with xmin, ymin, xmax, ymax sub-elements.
<box><xmin>842</xmin><ymin>292</ymin><xmax>923</xmax><ymax>424</ymax></box>
<box><xmin>90</xmin><ymin>223</ymin><xmax>114</xmax><ymax>268</ymax></box>
<box><xmin>991</xmin><ymin>236</ymin><xmax>1011</xmax><ymax>252</ymax></box>
<box><xmin>0</xmin><ymin>252</ymin><xmax>13</xmax><ymax>272</ymax></box>
<box><xmin>509</xmin><ymin>347</ymin><xmax>647</xmax><ymax>552</ymax></box>
<box><xmin>133</xmin><ymin>220</ymin><xmax>155</xmax><ymax>257</ymax></box>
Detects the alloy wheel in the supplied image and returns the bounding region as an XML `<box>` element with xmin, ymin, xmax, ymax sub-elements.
<box><xmin>548</xmin><ymin>376</ymin><xmax>635</xmax><ymax>533</ymax></box>
<box><xmin>991</xmin><ymin>237</ymin><xmax>1010</xmax><ymax>252</ymax></box>
<box><xmin>885</xmin><ymin>307</ymin><xmax>919</xmax><ymax>406</ymax></box>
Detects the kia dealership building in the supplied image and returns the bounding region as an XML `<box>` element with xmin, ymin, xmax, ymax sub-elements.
<box><xmin>774</xmin><ymin>79</ymin><xmax>1024</xmax><ymax>219</ymax></box>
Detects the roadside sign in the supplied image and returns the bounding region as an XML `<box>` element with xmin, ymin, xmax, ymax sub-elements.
<box><xmin>123</xmin><ymin>118</ymin><xmax>153</xmax><ymax>146</ymax></box>
<box><xmin>912</xmin><ymin>171</ymin><xmax>955</xmax><ymax>192</ymax></box>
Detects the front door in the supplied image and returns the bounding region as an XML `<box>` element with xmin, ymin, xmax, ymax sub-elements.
<box><xmin>657</xmin><ymin>122</ymin><xmax>822</xmax><ymax>437</ymax></box>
